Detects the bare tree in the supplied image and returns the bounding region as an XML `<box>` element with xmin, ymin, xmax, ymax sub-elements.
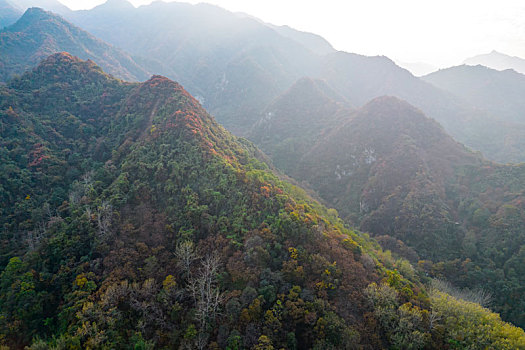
<box><xmin>187</xmin><ymin>252</ymin><xmax>224</xmax><ymax>350</ymax></box>
<box><xmin>96</xmin><ymin>201</ymin><xmax>113</xmax><ymax>240</ymax></box>
<box><xmin>428</xmin><ymin>308</ymin><xmax>441</xmax><ymax>330</ymax></box>
<box><xmin>69</xmin><ymin>184</ymin><xmax>82</xmax><ymax>205</ymax></box>
<box><xmin>26</xmin><ymin>203</ymin><xmax>63</xmax><ymax>251</ymax></box>
<box><xmin>68</xmin><ymin>171</ymin><xmax>94</xmax><ymax>205</ymax></box>
<box><xmin>429</xmin><ymin>279</ymin><xmax>492</xmax><ymax>307</ymax></box>
<box><xmin>81</xmin><ymin>171</ymin><xmax>94</xmax><ymax>189</ymax></box>
<box><xmin>175</xmin><ymin>240</ymin><xmax>198</xmax><ymax>276</ymax></box>
<box><xmin>26</xmin><ymin>221</ymin><xmax>46</xmax><ymax>251</ymax></box>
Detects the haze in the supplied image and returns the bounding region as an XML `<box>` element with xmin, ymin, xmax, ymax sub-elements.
<box><xmin>56</xmin><ymin>0</ymin><xmax>525</xmax><ymax>68</ymax></box>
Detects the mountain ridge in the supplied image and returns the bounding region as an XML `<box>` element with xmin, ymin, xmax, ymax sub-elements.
<box><xmin>250</xmin><ymin>89</ymin><xmax>525</xmax><ymax>327</ymax></box>
<box><xmin>464</xmin><ymin>50</ymin><xmax>525</xmax><ymax>74</ymax></box>
<box><xmin>0</xmin><ymin>7</ymin><xmax>150</xmax><ymax>82</ymax></box>
<box><xmin>0</xmin><ymin>0</ymin><xmax>21</xmax><ymax>28</ymax></box>
<box><xmin>423</xmin><ymin>63</ymin><xmax>525</xmax><ymax>162</ymax></box>
<box><xmin>1</xmin><ymin>53</ymin><xmax>524</xmax><ymax>348</ymax></box>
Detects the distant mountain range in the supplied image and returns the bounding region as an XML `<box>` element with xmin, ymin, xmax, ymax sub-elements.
<box><xmin>3</xmin><ymin>1</ymin><xmax>525</xmax><ymax>164</ymax></box>
<box><xmin>0</xmin><ymin>7</ymin><xmax>150</xmax><ymax>82</ymax></box>
<box><xmin>58</xmin><ymin>1</ymin><xmax>525</xmax><ymax>163</ymax></box>
<box><xmin>423</xmin><ymin>64</ymin><xmax>525</xmax><ymax>163</ymax></box>
<box><xmin>465</xmin><ymin>50</ymin><xmax>525</xmax><ymax>74</ymax></box>
<box><xmin>63</xmin><ymin>0</ymin><xmax>323</xmax><ymax>134</ymax></box>
<box><xmin>5</xmin><ymin>0</ymin><xmax>72</xmax><ymax>16</ymax></box>
<box><xmin>0</xmin><ymin>0</ymin><xmax>22</xmax><ymax>28</ymax></box>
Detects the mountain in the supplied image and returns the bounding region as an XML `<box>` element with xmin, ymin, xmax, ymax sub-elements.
<box><xmin>316</xmin><ymin>51</ymin><xmax>525</xmax><ymax>163</ymax></box>
<box><xmin>464</xmin><ymin>50</ymin><xmax>525</xmax><ymax>75</ymax></box>
<box><xmin>7</xmin><ymin>0</ymin><xmax>72</xmax><ymax>16</ymax></box>
<box><xmin>295</xmin><ymin>97</ymin><xmax>482</xmax><ymax>254</ymax></box>
<box><xmin>65</xmin><ymin>0</ymin><xmax>321</xmax><ymax>134</ymax></box>
<box><xmin>423</xmin><ymin>65</ymin><xmax>525</xmax><ymax>162</ymax></box>
<box><xmin>252</xmin><ymin>94</ymin><xmax>525</xmax><ymax>327</ymax></box>
<box><xmin>60</xmin><ymin>1</ymin><xmax>525</xmax><ymax>163</ymax></box>
<box><xmin>249</xmin><ymin>77</ymin><xmax>351</xmax><ymax>173</ymax></box>
<box><xmin>0</xmin><ymin>7</ymin><xmax>150</xmax><ymax>82</ymax></box>
<box><xmin>0</xmin><ymin>0</ymin><xmax>22</xmax><ymax>28</ymax></box>
<box><xmin>266</xmin><ymin>24</ymin><xmax>336</xmax><ymax>55</ymax></box>
<box><xmin>2</xmin><ymin>53</ymin><xmax>524</xmax><ymax>349</ymax></box>
<box><xmin>423</xmin><ymin>65</ymin><xmax>525</xmax><ymax>123</ymax></box>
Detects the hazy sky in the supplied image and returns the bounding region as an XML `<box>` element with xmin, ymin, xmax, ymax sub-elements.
<box><xmin>57</xmin><ymin>0</ymin><xmax>525</xmax><ymax>68</ymax></box>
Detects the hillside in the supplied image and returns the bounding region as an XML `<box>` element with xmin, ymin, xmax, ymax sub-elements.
<box><xmin>423</xmin><ymin>65</ymin><xmax>525</xmax><ymax>162</ymax></box>
<box><xmin>6</xmin><ymin>0</ymin><xmax>72</xmax><ymax>16</ymax></box>
<box><xmin>56</xmin><ymin>0</ymin><xmax>525</xmax><ymax>164</ymax></box>
<box><xmin>266</xmin><ymin>24</ymin><xmax>336</xmax><ymax>55</ymax></box>
<box><xmin>295</xmin><ymin>97</ymin><xmax>483</xmax><ymax>254</ymax></box>
<box><xmin>254</xmin><ymin>95</ymin><xmax>525</xmax><ymax>327</ymax></box>
<box><xmin>464</xmin><ymin>50</ymin><xmax>525</xmax><ymax>75</ymax></box>
<box><xmin>249</xmin><ymin>77</ymin><xmax>351</xmax><ymax>173</ymax></box>
<box><xmin>2</xmin><ymin>53</ymin><xmax>523</xmax><ymax>349</ymax></box>
<box><xmin>0</xmin><ymin>7</ymin><xmax>150</xmax><ymax>82</ymax></box>
<box><xmin>65</xmin><ymin>0</ymin><xmax>320</xmax><ymax>135</ymax></box>
<box><xmin>0</xmin><ymin>0</ymin><xmax>21</xmax><ymax>28</ymax></box>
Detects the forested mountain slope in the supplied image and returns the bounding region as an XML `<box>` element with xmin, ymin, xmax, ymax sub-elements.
<box><xmin>6</xmin><ymin>0</ymin><xmax>524</xmax><ymax>162</ymax></box>
<box><xmin>0</xmin><ymin>7</ymin><xmax>150</xmax><ymax>82</ymax></box>
<box><xmin>65</xmin><ymin>0</ymin><xmax>319</xmax><ymax>134</ymax></box>
<box><xmin>53</xmin><ymin>0</ymin><xmax>525</xmax><ymax>163</ymax></box>
<box><xmin>251</xmin><ymin>92</ymin><xmax>525</xmax><ymax>327</ymax></box>
<box><xmin>1</xmin><ymin>53</ymin><xmax>524</xmax><ymax>349</ymax></box>
<box><xmin>423</xmin><ymin>64</ymin><xmax>525</xmax><ymax>162</ymax></box>
<box><xmin>0</xmin><ymin>0</ymin><xmax>21</xmax><ymax>28</ymax></box>
<box><xmin>6</xmin><ymin>0</ymin><xmax>72</xmax><ymax>16</ymax></box>
<box><xmin>249</xmin><ymin>77</ymin><xmax>351</xmax><ymax>173</ymax></box>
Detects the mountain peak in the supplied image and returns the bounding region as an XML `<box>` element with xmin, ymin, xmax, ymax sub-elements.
<box><xmin>464</xmin><ymin>50</ymin><xmax>525</xmax><ymax>74</ymax></box>
<box><xmin>9</xmin><ymin>52</ymin><xmax>110</xmax><ymax>91</ymax></box>
<box><xmin>143</xmin><ymin>74</ymin><xmax>201</xmax><ymax>106</ymax></box>
<box><xmin>282</xmin><ymin>77</ymin><xmax>349</xmax><ymax>107</ymax></box>
<box><xmin>20</xmin><ymin>6</ymin><xmax>53</xmax><ymax>18</ymax></box>
<box><xmin>95</xmin><ymin>0</ymin><xmax>134</xmax><ymax>11</ymax></box>
<box><xmin>0</xmin><ymin>7</ymin><xmax>150</xmax><ymax>82</ymax></box>
<box><xmin>145</xmin><ymin>74</ymin><xmax>175</xmax><ymax>85</ymax></box>
<box><xmin>42</xmin><ymin>51</ymin><xmax>83</xmax><ymax>64</ymax></box>
<box><xmin>356</xmin><ymin>96</ymin><xmax>448</xmax><ymax>145</ymax></box>
<box><xmin>363</xmin><ymin>95</ymin><xmax>419</xmax><ymax>114</ymax></box>
<box><xmin>8</xmin><ymin>7</ymin><xmax>61</xmax><ymax>30</ymax></box>
<box><xmin>0</xmin><ymin>0</ymin><xmax>22</xmax><ymax>28</ymax></box>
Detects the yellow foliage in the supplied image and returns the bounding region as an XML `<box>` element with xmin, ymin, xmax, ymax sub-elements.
<box><xmin>162</xmin><ymin>274</ymin><xmax>177</xmax><ymax>290</ymax></box>
<box><xmin>288</xmin><ymin>247</ymin><xmax>298</xmax><ymax>260</ymax></box>
<box><xmin>431</xmin><ymin>290</ymin><xmax>525</xmax><ymax>349</ymax></box>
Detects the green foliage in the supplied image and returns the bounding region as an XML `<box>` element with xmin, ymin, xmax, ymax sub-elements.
<box><xmin>250</xmin><ymin>91</ymin><xmax>525</xmax><ymax>328</ymax></box>
<box><xmin>0</xmin><ymin>8</ymin><xmax>150</xmax><ymax>82</ymax></box>
<box><xmin>1</xmin><ymin>54</ymin><xmax>522</xmax><ymax>350</ymax></box>
<box><xmin>431</xmin><ymin>290</ymin><xmax>525</xmax><ymax>349</ymax></box>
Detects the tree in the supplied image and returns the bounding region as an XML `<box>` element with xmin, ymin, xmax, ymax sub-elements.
<box><xmin>188</xmin><ymin>252</ymin><xmax>223</xmax><ymax>349</ymax></box>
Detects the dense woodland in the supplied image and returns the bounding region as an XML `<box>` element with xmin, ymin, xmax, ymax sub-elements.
<box><xmin>0</xmin><ymin>53</ymin><xmax>523</xmax><ymax>349</ymax></box>
<box><xmin>1</xmin><ymin>1</ymin><xmax>525</xmax><ymax>349</ymax></box>
<box><xmin>250</xmin><ymin>85</ymin><xmax>525</xmax><ymax>328</ymax></box>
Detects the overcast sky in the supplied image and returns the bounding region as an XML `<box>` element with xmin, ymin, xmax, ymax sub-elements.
<box><xmin>58</xmin><ymin>0</ymin><xmax>525</xmax><ymax>68</ymax></box>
